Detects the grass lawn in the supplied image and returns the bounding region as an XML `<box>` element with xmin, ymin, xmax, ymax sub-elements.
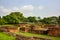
<box><xmin>0</xmin><ymin>32</ymin><xmax>15</xmax><ymax>40</ymax></box>
<box><xmin>15</xmin><ymin>32</ymin><xmax>60</xmax><ymax>40</ymax></box>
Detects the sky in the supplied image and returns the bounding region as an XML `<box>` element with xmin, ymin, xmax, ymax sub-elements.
<box><xmin>0</xmin><ymin>0</ymin><xmax>60</xmax><ymax>18</ymax></box>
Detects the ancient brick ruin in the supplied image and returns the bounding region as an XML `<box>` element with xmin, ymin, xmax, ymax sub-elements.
<box><xmin>29</xmin><ymin>25</ymin><xmax>48</xmax><ymax>34</ymax></box>
<box><xmin>20</xmin><ymin>26</ymin><xmax>29</xmax><ymax>32</ymax></box>
<box><xmin>0</xmin><ymin>26</ymin><xmax>18</xmax><ymax>33</ymax></box>
<box><xmin>48</xmin><ymin>27</ymin><xmax>60</xmax><ymax>37</ymax></box>
<box><xmin>0</xmin><ymin>24</ymin><xmax>60</xmax><ymax>37</ymax></box>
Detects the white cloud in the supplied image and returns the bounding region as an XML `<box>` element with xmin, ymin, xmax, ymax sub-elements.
<box><xmin>10</xmin><ymin>7</ymin><xmax>20</xmax><ymax>12</ymax></box>
<box><xmin>38</xmin><ymin>6</ymin><xmax>44</xmax><ymax>10</ymax></box>
<box><xmin>20</xmin><ymin>5</ymin><xmax>34</xmax><ymax>17</ymax></box>
<box><xmin>0</xmin><ymin>5</ymin><xmax>34</xmax><ymax>17</ymax></box>
<box><xmin>0</xmin><ymin>6</ymin><xmax>8</xmax><ymax>13</ymax></box>
<box><xmin>20</xmin><ymin>5</ymin><xmax>34</xmax><ymax>13</ymax></box>
<box><xmin>1</xmin><ymin>5</ymin><xmax>59</xmax><ymax>18</ymax></box>
<box><xmin>0</xmin><ymin>6</ymin><xmax>21</xmax><ymax>16</ymax></box>
<box><xmin>0</xmin><ymin>6</ymin><xmax>10</xmax><ymax>16</ymax></box>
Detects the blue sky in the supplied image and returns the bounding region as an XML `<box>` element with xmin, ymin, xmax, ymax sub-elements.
<box><xmin>0</xmin><ymin>0</ymin><xmax>60</xmax><ymax>18</ymax></box>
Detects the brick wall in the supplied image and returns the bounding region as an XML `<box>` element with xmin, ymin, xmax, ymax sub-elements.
<box><xmin>48</xmin><ymin>27</ymin><xmax>60</xmax><ymax>37</ymax></box>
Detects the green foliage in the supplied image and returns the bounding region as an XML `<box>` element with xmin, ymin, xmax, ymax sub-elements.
<box><xmin>40</xmin><ymin>16</ymin><xmax>58</xmax><ymax>24</ymax></box>
<box><xmin>0</xmin><ymin>12</ymin><xmax>60</xmax><ymax>25</ymax></box>
<box><xmin>27</xmin><ymin>16</ymin><xmax>36</xmax><ymax>22</ymax></box>
<box><xmin>57</xmin><ymin>16</ymin><xmax>60</xmax><ymax>25</ymax></box>
<box><xmin>0</xmin><ymin>17</ymin><xmax>6</xmax><ymax>25</ymax></box>
<box><xmin>2</xmin><ymin>12</ymin><xmax>24</xmax><ymax>24</ymax></box>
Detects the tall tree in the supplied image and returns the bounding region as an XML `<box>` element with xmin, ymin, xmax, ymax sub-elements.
<box><xmin>2</xmin><ymin>12</ymin><xmax>24</xmax><ymax>24</ymax></box>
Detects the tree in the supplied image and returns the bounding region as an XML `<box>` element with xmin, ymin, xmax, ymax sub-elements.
<box><xmin>37</xmin><ymin>17</ymin><xmax>41</xmax><ymax>20</ymax></box>
<box><xmin>0</xmin><ymin>16</ymin><xmax>6</xmax><ymax>25</ymax></box>
<box><xmin>36</xmin><ymin>17</ymin><xmax>41</xmax><ymax>23</ymax></box>
<box><xmin>2</xmin><ymin>12</ymin><xmax>24</xmax><ymax>24</ymax></box>
<box><xmin>27</xmin><ymin>16</ymin><xmax>36</xmax><ymax>22</ymax></box>
<box><xmin>21</xmin><ymin>18</ymin><xmax>29</xmax><ymax>22</ymax></box>
<box><xmin>57</xmin><ymin>16</ymin><xmax>60</xmax><ymax>25</ymax></box>
<box><xmin>40</xmin><ymin>16</ymin><xmax>58</xmax><ymax>24</ymax></box>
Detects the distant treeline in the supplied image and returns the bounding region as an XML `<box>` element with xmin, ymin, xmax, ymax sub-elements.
<box><xmin>0</xmin><ymin>12</ymin><xmax>60</xmax><ymax>25</ymax></box>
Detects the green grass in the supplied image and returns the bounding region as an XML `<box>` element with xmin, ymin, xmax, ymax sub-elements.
<box><xmin>0</xmin><ymin>32</ymin><xmax>15</xmax><ymax>40</ymax></box>
<box><xmin>0</xmin><ymin>24</ymin><xmax>14</xmax><ymax>26</ymax></box>
<box><xmin>15</xmin><ymin>32</ymin><xmax>60</xmax><ymax>40</ymax></box>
